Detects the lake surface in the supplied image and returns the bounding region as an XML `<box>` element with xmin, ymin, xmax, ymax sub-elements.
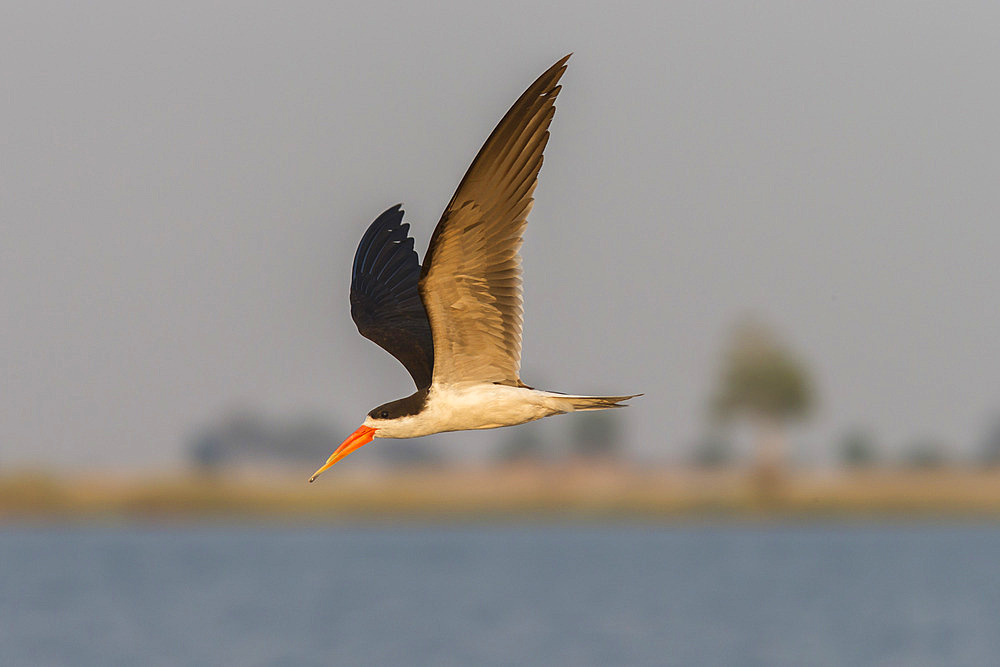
<box><xmin>2</xmin><ymin>523</ymin><xmax>999</xmax><ymax>666</ymax></box>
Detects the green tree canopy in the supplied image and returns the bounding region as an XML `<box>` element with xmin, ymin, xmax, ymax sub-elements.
<box><xmin>711</xmin><ymin>318</ymin><xmax>814</xmax><ymax>423</ymax></box>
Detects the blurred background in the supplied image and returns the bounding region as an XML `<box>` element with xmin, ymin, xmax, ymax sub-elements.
<box><xmin>2</xmin><ymin>2</ymin><xmax>999</xmax><ymax>665</ymax></box>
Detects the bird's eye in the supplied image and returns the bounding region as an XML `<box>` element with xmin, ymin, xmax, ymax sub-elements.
<box><xmin>380</xmin><ymin>411</ymin><xmax>389</xmax><ymax>419</ymax></box>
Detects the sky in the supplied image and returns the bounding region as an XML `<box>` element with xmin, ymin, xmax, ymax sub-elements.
<box><xmin>2</xmin><ymin>1</ymin><xmax>998</xmax><ymax>470</ymax></box>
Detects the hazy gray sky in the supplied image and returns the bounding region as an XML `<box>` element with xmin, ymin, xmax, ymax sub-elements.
<box><xmin>3</xmin><ymin>1</ymin><xmax>998</xmax><ymax>470</ymax></box>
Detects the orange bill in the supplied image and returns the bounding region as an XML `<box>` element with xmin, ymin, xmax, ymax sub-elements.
<box><xmin>308</xmin><ymin>425</ymin><xmax>377</xmax><ymax>482</ymax></box>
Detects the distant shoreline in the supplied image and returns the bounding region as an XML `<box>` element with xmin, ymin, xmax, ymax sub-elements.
<box><xmin>3</xmin><ymin>466</ymin><xmax>1000</xmax><ymax>522</ymax></box>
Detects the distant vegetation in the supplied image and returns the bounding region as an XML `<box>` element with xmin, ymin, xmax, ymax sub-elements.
<box><xmin>691</xmin><ymin>432</ymin><xmax>734</xmax><ymax>469</ymax></box>
<box><xmin>839</xmin><ymin>428</ymin><xmax>879</xmax><ymax>469</ymax></box>
<box><xmin>711</xmin><ymin>318</ymin><xmax>814</xmax><ymax>424</ymax></box>
<box><xmin>496</xmin><ymin>411</ymin><xmax>624</xmax><ymax>464</ymax></box>
<box><xmin>188</xmin><ymin>410</ymin><xmax>340</xmax><ymax>473</ymax></box>
<box><xmin>184</xmin><ymin>318</ymin><xmax>1000</xmax><ymax>477</ymax></box>
<box><xmin>709</xmin><ymin>317</ymin><xmax>814</xmax><ymax>495</ymax></box>
<box><xmin>979</xmin><ymin>416</ymin><xmax>1000</xmax><ymax>467</ymax></box>
<box><xmin>190</xmin><ymin>408</ymin><xmax>627</xmax><ymax>473</ymax></box>
<box><xmin>901</xmin><ymin>438</ymin><xmax>949</xmax><ymax>469</ymax></box>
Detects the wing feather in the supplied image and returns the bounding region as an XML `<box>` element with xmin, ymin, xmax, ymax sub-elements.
<box><xmin>418</xmin><ymin>56</ymin><xmax>569</xmax><ymax>386</ymax></box>
<box><xmin>350</xmin><ymin>205</ymin><xmax>434</xmax><ymax>389</ymax></box>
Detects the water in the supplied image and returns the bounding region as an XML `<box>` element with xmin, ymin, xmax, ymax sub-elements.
<box><xmin>2</xmin><ymin>523</ymin><xmax>999</xmax><ymax>666</ymax></box>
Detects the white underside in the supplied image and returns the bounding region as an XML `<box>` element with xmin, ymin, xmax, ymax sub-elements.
<box><xmin>363</xmin><ymin>383</ymin><xmax>586</xmax><ymax>439</ymax></box>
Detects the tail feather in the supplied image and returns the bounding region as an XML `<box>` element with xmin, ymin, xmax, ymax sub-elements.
<box><xmin>561</xmin><ymin>393</ymin><xmax>643</xmax><ymax>412</ymax></box>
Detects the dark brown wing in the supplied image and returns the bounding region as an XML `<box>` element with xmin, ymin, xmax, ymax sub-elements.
<box><xmin>419</xmin><ymin>55</ymin><xmax>569</xmax><ymax>386</ymax></box>
<box><xmin>350</xmin><ymin>205</ymin><xmax>434</xmax><ymax>389</ymax></box>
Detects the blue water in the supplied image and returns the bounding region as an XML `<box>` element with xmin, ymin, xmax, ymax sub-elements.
<box><xmin>2</xmin><ymin>523</ymin><xmax>999</xmax><ymax>666</ymax></box>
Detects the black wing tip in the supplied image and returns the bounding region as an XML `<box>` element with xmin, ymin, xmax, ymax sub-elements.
<box><xmin>363</xmin><ymin>204</ymin><xmax>407</xmax><ymax>238</ymax></box>
<box><xmin>353</xmin><ymin>204</ymin><xmax>413</xmax><ymax>280</ymax></box>
<box><xmin>349</xmin><ymin>203</ymin><xmax>435</xmax><ymax>389</ymax></box>
<box><xmin>377</xmin><ymin>203</ymin><xmax>405</xmax><ymax>221</ymax></box>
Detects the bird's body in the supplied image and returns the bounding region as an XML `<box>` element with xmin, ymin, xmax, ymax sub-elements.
<box><xmin>310</xmin><ymin>55</ymin><xmax>639</xmax><ymax>482</ymax></box>
<box><xmin>365</xmin><ymin>384</ymin><xmax>637</xmax><ymax>440</ymax></box>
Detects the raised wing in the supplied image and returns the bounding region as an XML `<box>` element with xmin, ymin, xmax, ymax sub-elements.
<box><xmin>419</xmin><ymin>55</ymin><xmax>569</xmax><ymax>386</ymax></box>
<box><xmin>350</xmin><ymin>205</ymin><xmax>434</xmax><ymax>389</ymax></box>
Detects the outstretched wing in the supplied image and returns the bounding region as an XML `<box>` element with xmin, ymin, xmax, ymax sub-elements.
<box><xmin>419</xmin><ymin>55</ymin><xmax>569</xmax><ymax>386</ymax></box>
<box><xmin>350</xmin><ymin>205</ymin><xmax>434</xmax><ymax>389</ymax></box>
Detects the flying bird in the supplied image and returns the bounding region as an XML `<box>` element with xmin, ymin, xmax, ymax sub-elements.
<box><xmin>310</xmin><ymin>55</ymin><xmax>639</xmax><ymax>482</ymax></box>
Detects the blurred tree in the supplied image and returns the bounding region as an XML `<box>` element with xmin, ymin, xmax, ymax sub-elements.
<box><xmin>569</xmin><ymin>411</ymin><xmax>622</xmax><ymax>460</ymax></box>
<box><xmin>283</xmin><ymin>416</ymin><xmax>340</xmax><ymax>461</ymax></box>
<box><xmin>189</xmin><ymin>433</ymin><xmax>227</xmax><ymax>473</ymax></box>
<box><xmin>839</xmin><ymin>427</ymin><xmax>878</xmax><ymax>469</ymax></box>
<box><xmin>692</xmin><ymin>433</ymin><xmax>734</xmax><ymax>469</ymax></box>
<box><xmin>497</xmin><ymin>426</ymin><xmax>547</xmax><ymax>463</ymax></box>
<box><xmin>710</xmin><ymin>317</ymin><xmax>814</xmax><ymax>491</ymax></box>
<box><xmin>978</xmin><ymin>416</ymin><xmax>1000</xmax><ymax>467</ymax></box>
<box><xmin>186</xmin><ymin>410</ymin><xmax>344</xmax><ymax>471</ymax></box>
<box><xmin>225</xmin><ymin>410</ymin><xmax>270</xmax><ymax>453</ymax></box>
<box><xmin>902</xmin><ymin>438</ymin><xmax>948</xmax><ymax>469</ymax></box>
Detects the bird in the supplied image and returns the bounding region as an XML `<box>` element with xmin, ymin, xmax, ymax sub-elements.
<box><xmin>309</xmin><ymin>55</ymin><xmax>639</xmax><ymax>482</ymax></box>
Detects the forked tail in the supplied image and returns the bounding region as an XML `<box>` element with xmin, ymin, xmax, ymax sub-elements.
<box><xmin>559</xmin><ymin>393</ymin><xmax>643</xmax><ymax>412</ymax></box>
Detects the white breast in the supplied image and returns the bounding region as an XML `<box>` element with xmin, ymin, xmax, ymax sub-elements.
<box><xmin>368</xmin><ymin>383</ymin><xmax>573</xmax><ymax>439</ymax></box>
